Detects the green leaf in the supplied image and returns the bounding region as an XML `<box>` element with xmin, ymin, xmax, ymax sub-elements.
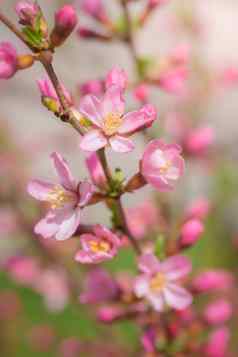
<box><xmin>154</xmin><ymin>235</ymin><xmax>166</xmax><ymax>260</ymax></box>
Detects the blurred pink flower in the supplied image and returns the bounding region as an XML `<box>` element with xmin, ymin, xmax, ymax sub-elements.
<box><xmin>80</xmin><ymin>79</ymin><xmax>104</xmax><ymax>96</ymax></box>
<box><xmin>79</xmin><ymin>0</ymin><xmax>107</xmax><ymax>22</ymax></box>
<box><xmin>203</xmin><ymin>299</ymin><xmax>232</xmax><ymax>325</ymax></box>
<box><xmin>192</xmin><ymin>270</ymin><xmax>234</xmax><ymax>293</ymax></box>
<box><xmin>185</xmin><ymin>197</ymin><xmax>211</xmax><ymax>220</ymax></box>
<box><xmin>179</xmin><ymin>219</ymin><xmax>204</xmax><ymax>248</ymax></box>
<box><xmin>159</xmin><ymin>66</ymin><xmax>188</xmax><ymax>95</ymax></box>
<box><xmin>126</xmin><ymin>201</ymin><xmax>158</xmax><ymax>239</ymax></box>
<box><xmin>79</xmin><ymin>83</ymin><xmax>157</xmax><ymax>152</ymax></box>
<box><xmin>0</xmin><ymin>42</ymin><xmax>18</xmax><ymax>79</ymax></box>
<box><xmin>134</xmin><ymin>253</ymin><xmax>192</xmax><ymax>311</ymax></box>
<box><xmin>75</xmin><ymin>225</ymin><xmax>121</xmax><ymax>263</ymax></box>
<box><xmin>133</xmin><ymin>83</ymin><xmax>150</xmax><ymax>103</ymax></box>
<box><xmin>141</xmin><ymin>139</ymin><xmax>184</xmax><ymax>191</ymax></box>
<box><xmin>86</xmin><ymin>152</ymin><xmax>108</xmax><ymax>190</ymax></box>
<box><xmin>80</xmin><ymin>268</ymin><xmax>119</xmax><ymax>303</ymax></box>
<box><xmin>15</xmin><ymin>1</ymin><xmax>39</xmax><ymax>26</ymax></box>
<box><xmin>28</xmin><ymin>152</ymin><xmax>93</xmax><ymax>240</ymax></box>
<box><xmin>203</xmin><ymin>327</ymin><xmax>230</xmax><ymax>357</ymax></box>
<box><xmin>184</xmin><ymin>127</ymin><xmax>214</xmax><ymax>156</ymax></box>
<box><xmin>6</xmin><ymin>256</ymin><xmax>40</xmax><ymax>285</ymax></box>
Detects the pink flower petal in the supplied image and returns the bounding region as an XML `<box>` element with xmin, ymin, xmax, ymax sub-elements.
<box><xmin>51</xmin><ymin>152</ymin><xmax>76</xmax><ymax>191</ymax></box>
<box><xmin>86</xmin><ymin>152</ymin><xmax>107</xmax><ymax>189</ymax></box>
<box><xmin>27</xmin><ymin>179</ymin><xmax>55</xmax><ymax>201</ymax></box>
<box><xmin>109</xmin><ymin>135</ymin><xmax>134</xmax><ymax>153</ymax></box>
<box><xmin>118</xmin><ymin>105</ymin><xmax>157</xmax><ymax>135</ymax></box>
<box><xmin>160</xmin><ymin>255</ymin><xmax>192</xmax><ymax>281</ymax></box>
<box><xmin>147</xmin><ymin>292</ymin><xmax>164</xmax><ymax>311</ymax></box>
<box><xmin>34</xmin><ymin>211</ymin><xmax>59</xmax><ymax>239</ymax></box>
<box><xmin>138</xmin><ymin>253</ymin><xmax>160</xmax><ymax>274</ymax></box>
<box><xmin>79</xmin><ymin>94</ymin><xmax>103</xmax><ymax>127</ymax></box>
<box><xmin>101</xmin><ymin>85</ymin><xmax>125</xmax><ymax>117</ymax></box>
<box><xmin>80</xmin><ymin>130</ymin><xmax>107</xmax><ymax>151</ymax></box>
<box><xmin>163</xmin><ymin>283</ymin><xmax>192</xmax><ymax>310</ymax></box>
<box><xmin>134</xmin><ymin>275</ymin><xmax>149</xmax><ymax>298</ymax></box>
<box><xmin>78</xmin><ymin>181</ymin><xmax>94</xmax><ymax>207</ymax></box>
<box><xmin>55</xmin><ymin>208</ymin><xmax>81</xmax><ymax>241</ymax></box>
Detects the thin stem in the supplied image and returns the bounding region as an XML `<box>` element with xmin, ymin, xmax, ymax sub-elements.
<box><xmin>98</xmin><ymin>148</ymin><xmax>112</xmax><ymax>182</ymax></box>
<box><xmin>0</xmin><ymin>12</ymin><xmax>35</xmax><ymax>51</ymax></box>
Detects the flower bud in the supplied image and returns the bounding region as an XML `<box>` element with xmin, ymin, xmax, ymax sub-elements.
<box><xmin>133</xmin><ymin>83</ymin><xmax>149</xmax><ymax>103</ymax></box>
<box><xmin>192</xmin><ymin>270</ymin><xmax>234</xmax><ymax>293</ymax></box>
<box><xmin>203</xmin><ymin>327</ymin><xmax>230</xmax><ymax>357</ymax></box>
<box><xmin>203</xmin><ymin>299</ymin><xmax>232</xmax><ymax>325</ymax></box>
<box><xmin>15</xmin><ymin>1</ymin><xmax>39</xmax><ymax>26</ymax></box>
<box><xmin>80</xmin><ymin>0</ymin><xmax>108</xmax><ymax>23</ymax></box>
<box><xmin>186</xmin><ymin>198</ymin><xmax>211</xmax><ymax>220</ymax></box>
<box><xmin>51</xmin><ymin>5</ymin><xmax>78</xmax><ymax>47</ymax></box>
<box><xmin>179</xmin><ymin>219</ymin><xmax>204</xmax><ymax>248</ymax></box>
<box><xmin>184</xmin><ymin>127</ymin><xmax>214</xmax><ymax>156</ymax></box>
<box><xmin>0</xmin><ymin>42</ymin><xmax>18</xmax><ymax>79</ymax></box>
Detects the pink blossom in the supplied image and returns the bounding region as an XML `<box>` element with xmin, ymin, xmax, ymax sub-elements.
<box><xmin>6</xmin><ymin>256</ymin><xmax>41</xmax><ymax>285</ymax></box>
<box><xmin>79</xmin><ymin>0</ymin><xmax>107</xmax><ymax>22</ymax></box>
<box><xmin>141</xmin><ymin>139</ymin><xmax>185</xmax><ymax>191</ymax></box>
<box><xmin>35</xmin><ymin>268</ymin><xmax>70</xmax><ymax>311</ymax></box>
<box><xmin>186</xmin><ymin>197</ymin><xmax>211</xmax><ymax>220</ymax></box>
<box><xmin>219</xmin><ymin>66</ymin><xmax>238</xmax><ymax>87</ymax></box>
<box><xmin>170</xmin><ymin>43</ymin><xmax>190</xmax><ymax>66</ymax></box>
<box><xmin>133</xmin><ymin>83</ymin><xmax>150</xmax><ymax>103</ymax></box>
<box><xmin>28</xmin><ymin>152</ymin><xmax>93</xmax><ymax>240</ymax></box>
<box><xmin>80</xmin><ymin>79</ymin><xmax>104</xmax><ymax>96</ymax></box>
<box><xmin>86</xmin><ymin>152</ymin><xmax>108</xmax><ymax>190</ymax></box>
<box><xmin>37</xmin><ymin>78</ymin><xmax>73</xmax><ymax>107</ymax></box>
<box><xmin>184</xmin><ymin>127</ymin><xmax>214</xmax><ymax>156</ymax></box>
<box><xmin>126</xmin><ymin>201</ymin><xmax>158</xmax><ymax>239</ymax></box>
<box><xmin>179</xmin><ymin>219</ymin><xmax>204</xmax><ymax>248</ymax></box>
<box><xmin>80</xmin><ymin>268</ymin><xmax>119</xmax><ymax>303</ymax></box>
<box><xmin>203</xmin><ymin>327</ymin><xmax>230</xmax><ymax>357</ymax></box>
<box><xmin>159</xmin><ymin>66</ymin><xmax>188</xmax><ymax>95</ymax></box>
<box><xmin>203</xmin><ymin>299</ymin><xmax>232</xmax><ymax>325</ymax></box>
<box><xmin>192</xmin><ymin>270</ymin><xmax>234</xmax><ymax>293</ymax></box>
<box><xmin>0</xmin><ymin>42</ymin><xmax>18</xmax><ymax>79</ymax></box>
<box><xmin>79</xmin><ymin>83</ymin><xmax>157</xmax><ymax>152</ymax></box>
<box><xmin>15</xmin><ymin>1</ymin><xmax>39</xmax><ymax>26</ymax></box>
<box><xmin>54</xmin><ymin>5</ymin><xmax>78</xmax><ymax>34</ymax></box>
<box><xmin>134</xmin><ymin>253</ymin><xmax>192</xmax><ymax>311</ymax></box>
<box><xmin>105</xmin><ymin>67</ymin><xmax>128</xmax><ymax>91</ymax></box>
<box><xmin>75</xmin><ymin>225</ymin><xmax>121</xmax><ymax>264</ymax></box>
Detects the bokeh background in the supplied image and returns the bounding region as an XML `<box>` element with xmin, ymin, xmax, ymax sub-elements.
<box><xmin>1</xmin><ymin>0</ymin><xmax>238</xmax><ymax>356</ymax></box>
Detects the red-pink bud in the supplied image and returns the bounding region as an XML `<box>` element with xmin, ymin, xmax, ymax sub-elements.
<box><xmin>133</xmin><ymin>83</ymin><xmax>150</xmax><ymax>103</ymax></box>
<box><xmin>179</xmin><ymin>219</ymin><xmax>204</xmax><ymax>248</ymax></box>
<box><xmin>51</xmin><ymin>5</ymin><xmax>78</xmax><ymax>47</ymax></box>
<box><xmin>192</xmin><ymin>270</ymin><xmax>234</xmax><ymax>293</ymax></box>
<box><xmin>0</xmin><ymin>42</ymin><xmax>18</xmax><ymax>79</ymax></box>
<box><xmin>203</xmin><ymin>327</ymin><xmax>230</xmax><ymax>357</ymax></box>
<box><xmin>15</xmin><ymin>1</ymin><xmax>39</xmax><ymax>26</ymax></box>
<box><xmin>184</xmin><ymin>127</ymin><xmax>214</xmax><ymax>156</ymax></box>
<box><xmin>203</xmin><ymin>299</ymin><xmax>232</xmax><ymax>325</ymax></box>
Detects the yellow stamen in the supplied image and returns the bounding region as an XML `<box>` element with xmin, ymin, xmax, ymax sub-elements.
<box><xmin>47</xmin><ymin>185</ymin><xmax>75</xmax><ymax>210</ymax></box>
<box><xmin>103</xmin><ymin>112</ymin><xmax>123</xmax><ymax>136</ymax></box>
<box><xmin>150</xmin><ymin>272</ymin><xmax>167</xmax><ymax>292</ymax></box>
<box><xmin>89</xmin><ymin>239</ymin><xmax>111</xmax><ymax>253</ymax></box>
<box><xmin>159</xmin><ymin>160</ymin><xmax>171</xmax><ymax>174</ymax></box>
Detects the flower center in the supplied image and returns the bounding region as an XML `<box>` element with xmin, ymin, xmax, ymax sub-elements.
<box><xmin>103</xmin><ymin>113</ymin><xmax>122</xmax><ymax>136</ymax></box>
<box><xmin>89</xmin><ymin>239</ymin><xmax>111</xmax><ymax>253</ymax></box>
<box><xmin>150</xmin><ymin>272</ymin><xmax>167</xmax><ymax>292</ymax></box>
<box><xmin>159</xmin><ymin>160</ymin><xmax>171</xmax><ymax>174</ymax></box>
<box><xmin>47</xmin><ymin>185</ymin><xmax>76</xmax><ymax>210</ymax></box>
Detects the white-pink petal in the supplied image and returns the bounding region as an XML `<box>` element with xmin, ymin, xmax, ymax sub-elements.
<box><xmin>118</xmin><ymin>111</ymin><xmax>145</xmax><ymax>135</ymax></box>
<box><xmin>51</xmin><ymin>152</ymin><xmax>76</xmax><ymax>191</ymax></box>
<box><xmin>79</xmin><ymin>181</ymin><xmax>94</xmax><ymax>207</ymax></box>
<box><xmin>138</xmin><ymin>253</ymin><xmax>160</xmax><ymax>274</ymax></box>
<box><xmin>79</xmin><ymin>94</ymin><xmax>103</xmax><ymax>127</ymax></box>
<box><xmin>160</xmin><ymin>255</ymin><xmax>192</xmax><ymax>281</ymax></box>
<box><xmin>134</xmin><ymin>276</ymin><xmax>149</xmax><ymax>298</ymax></box>
<box><xmin>27</xmin><ymin>180</ymin><xmax>55</xmax><ymax>201</ymax></box>
<box><xmin>80</xmin><ymin>130</ymin><xmax>107</xmax><ymax>152</ymax></box>
<box><xmin>109</xmin><ymin>135</ymin><xmax>134</xmax><ymax>153</ymax></box>
<box><xmin>163</xmin><ymin>283</ymin><xmax>192</xmax><ymax>310</ymax></box>
<box><xmin>101</xmin><ymin>85</ymin><xmax>125</xmax><ymax>117</ymax></box>
<box><xmin>55</xmin><ymin>208</ymin><xmax>81</xmax><ymax>241</ymax></box>
<box><xmin>147</xmin><ymin>293</ymin><xmax>164</xmax><ymax>311</ymax></box>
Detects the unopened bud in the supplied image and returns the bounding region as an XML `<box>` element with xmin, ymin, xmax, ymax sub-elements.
<box><xmin>179</xmin><ymin>219</ymin><xmax>204</xmax><ymax>248</ymax></box>
<box><xmin>51</xmin><ymin>5</ymin><xmax>78</xmax><ymax>47</ymax></box>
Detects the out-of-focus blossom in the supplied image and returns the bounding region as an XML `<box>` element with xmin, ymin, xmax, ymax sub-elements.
<box><xmin>133</xmin><ymin>83</ymin><xmax>150</xmax><ymax>103</ymax></box>
<box><xmin>192</xmin><ymin>270</ymin><xmax>234</xmax><ymax>293</ymax></box>
<box><xmin>141</xmin><ymin>139</ymin><xmax>184</xmax><ymax>191</ymax></box>
<box><xmin>59</xmin><ymin>337</ymin><xmax>81</xmax><ymax>357</ymax></box>
<box><xmin>79</xmin><ymin>81</ymin><xmax>157</xmax><ymax>152</ymax></box>
<box><xmin>15</xmin><ymin>1</ymin><xmax>39</xmax><ymax>26</ymax></box>
<box><xmin>203</xmin><ymin>299</ymin><xmax>232</xmax><ymax>325</ymax></box>
<box><xmin>126</xmin><ymin>201</ymin><xmax>158</xmax><ymax>239</ymax></box>
<box><xmin>184</xmin><ymin>127</ymin><xmax>214</xmax><ymax>156</ymax></box>
<box><xmin>79</xmin><ymin>0</ymin><xmax>108</xmax><ymax>23</ymax></box>
<box><xmin>97</xmin><ymin>306</ymin><xmax>125</xmax><ymax>323</ymax></box>
<box><xmin>6</xmin><ymin>256</ymin><xmax>41</xmax><ymax>285</ymax></box>
<box><xmin>51</xmin><ymin>5</ymin><xmax>78</xmax><ymax>47</ymax></box>
<box><xmin>75</xmin><ymin>225</ymin><xmax>120</xmax><ymax>263</ymax></box>
<box><xmin>159</xmin><ymin>66</ymin><xmax>188</xmax><ymax>95</ymax></box>
<box><xmin>170</xmin><ymin>43</ymin><xmax>190</xmax><ymax>66</ymax></box>
<box><xmin>36</xmin><ymin>269</ymin><xmax>70</xmax><ymax>312</ymax></box>
<box><xmin>28</xmin><ymin>152</ymin><xmax>93</xmax><ymax>240</ymax></box>
<box><xmin>148</xmin><ymin>0</ymin><xmax>170</xmax><ymax>10</ymax></box>
<box><xmin>179</xmin><ymin>219</ymin><xmax>204</xmax><ymax>248</ymax></box>
<box><xmin>37</xmin><ymin>78</ymin><xmax>73</xmax><ymax>111</ymax></box>
<box><xmin>219</xmin><ymin>66</ymin><xmax>238</xmax><ymax>87</ymax></box>
<box><xmin>134</xmin><ymin>253</ymin><xmax>192</xmax><ymax>311</ymax></box>
<box><xmin>185</xmin><ymin>197</ymin><xmax>211</xmax><ymax>220</ymax></box>
<box><xmin>79</xmin><ymin>79</ymin><xmax>104</xmax><ymax>96</ymax></box>
<box><xmin>80</xmin><ymin>268</ymin><xmax>119</xmax><ymax>303</ymax></box>
<box><xmin>203</xmin><ymin>327</ymin><xmax>230</xmax><ymax>357</ymax></box>
<box><xmin>0</xmin><ymin>42</ymin><xmax>18</xmax><ymax>79</ymax></box>
<box><xmin>86</xmin><ymin>152</ymin><xmax>108</xmax><ymax>190</ymax></box>
<box><xmin>105</xmin><ymin>67</ymin><xmax>128</xmax><ymax>91</ymax></box>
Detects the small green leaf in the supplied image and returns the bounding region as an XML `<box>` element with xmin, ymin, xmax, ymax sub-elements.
<box><xmin>155</xmin><ymin>235</ymin><xmax>166</xmax><ymax>260</ymax></box>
